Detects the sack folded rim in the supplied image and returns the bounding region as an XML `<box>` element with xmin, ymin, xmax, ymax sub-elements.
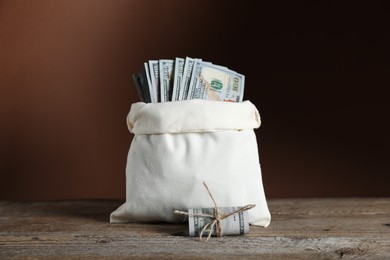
<box><xmin>127</xmin><ymin>100</ymin><xmax>261</xmax><ymax>135</ymax></box>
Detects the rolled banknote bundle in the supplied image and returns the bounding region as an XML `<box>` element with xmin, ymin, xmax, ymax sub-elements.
<box><xmin>173</xmin><ymin>182</ymin><xmax>255</xmax><ymax>241</ymax></box>
<box><xmin>188</xmin><ymin>207</ymin><xmax>250</xmax><ymax>237</ymax></box>
<box><xmin>132</xmin><ymin>57</ymin><xmax>245</xmax><ymax>103</ymax></box>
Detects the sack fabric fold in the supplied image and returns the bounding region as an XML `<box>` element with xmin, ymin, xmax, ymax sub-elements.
<box><xmin>110</xmin><ymin>99</ymin><xmax>271</xmax><ymax>227</ymax></box>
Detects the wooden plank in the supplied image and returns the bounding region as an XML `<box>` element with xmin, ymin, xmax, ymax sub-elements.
<box><xmin>0</xmin><ymin>199</ymin><xmax>389</xmax><ymax>259</ymax></box>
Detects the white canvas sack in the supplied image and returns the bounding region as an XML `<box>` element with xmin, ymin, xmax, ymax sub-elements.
<box><xmin>110</xmin><ymin>99</ymin><xmax>271</xmax><ymax>227</ymax></box>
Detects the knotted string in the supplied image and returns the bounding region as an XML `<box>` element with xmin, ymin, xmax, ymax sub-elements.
<box><xmin>174</xmin><ymin>182</ymin><xmax>256</xmax><ymax>242</ymax></box>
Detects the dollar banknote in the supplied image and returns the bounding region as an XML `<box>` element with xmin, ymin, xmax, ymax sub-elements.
<box><xmin>144</xmin><ymin>62</ymin><xmax>155</xmax><ymax>103</ymax></box>
<box><xmin>179</xmin><ymin>57</ymin><xmax>201</xmax><ymax>101</ymax></box>
<box><xmin>171</xmin><ymin>57</ymin><xmax>185</xmax><ymax>101</ymax></box>
<box><xmin>159</xmin><ymin>59</ymin><xmax>174</xmax><ymax>102</ymax></box>
<box><xmin>148</xmin><ymin>60</ymin><xmax>159</xmax><ymax>102</ymax></box>
<box><xmin>187</xmin><ymin>61</ymin><xmax>245</xmax><ymax>102</ymax></box>
<box><xmin>188</xmin><ymin>207</ymin><xmax>250</xmax><ymax>237</ymax></box>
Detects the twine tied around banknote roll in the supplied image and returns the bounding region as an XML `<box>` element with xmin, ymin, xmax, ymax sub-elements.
<box><xmin>174</xmin><ymin>182</ymin><xmax>256</xmax><ymax>242</ymax></box>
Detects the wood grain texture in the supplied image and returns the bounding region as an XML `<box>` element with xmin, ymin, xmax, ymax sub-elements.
<box><xmin>0</xmin><ymin>199</ymin><xmax>389</xmax><ymax>259</ymax></box>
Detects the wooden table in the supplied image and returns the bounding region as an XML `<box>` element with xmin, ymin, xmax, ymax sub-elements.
<box><xmin>1</xmin><ymin>198</ymin><xmax>389</xmax><ymax>259</ymax></box>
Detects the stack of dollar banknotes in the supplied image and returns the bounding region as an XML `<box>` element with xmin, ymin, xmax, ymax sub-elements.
<box><xmin>132</xmin><ymin>57</ymin><xmax>245</xmax><ymax>103</ymax></box>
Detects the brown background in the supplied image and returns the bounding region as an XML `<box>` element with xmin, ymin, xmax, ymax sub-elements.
<box><xmin>1</xmin><ymin>1</ymin><xmax>389</xmax><ymax>200</ymax></box>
